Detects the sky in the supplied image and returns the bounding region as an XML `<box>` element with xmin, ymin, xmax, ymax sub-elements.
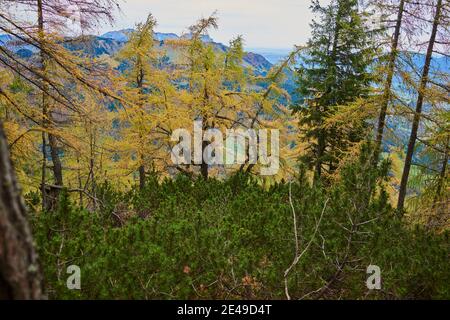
<box><xmin>99</xmin><ymin>0</ymin><xmax>327</xmax><ymax>50</ymax></box>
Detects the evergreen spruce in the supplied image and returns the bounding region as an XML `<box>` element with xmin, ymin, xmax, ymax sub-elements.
<box><xmin>293</xmin><ymin>0</ymin><xmax>377</xmax><ymax>182</ymax></box>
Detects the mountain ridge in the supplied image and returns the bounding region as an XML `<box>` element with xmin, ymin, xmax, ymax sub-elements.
<box><xmin>0</xmin><ymin>29</ymin><xmax>273</xmax><ymax>75</ymax></box>
<box><xmin>98</xmin><ymin>29</ymin><xmax>272</xmax><ymax>74</ymax></box>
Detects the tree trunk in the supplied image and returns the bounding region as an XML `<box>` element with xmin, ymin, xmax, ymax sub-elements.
<box><xmin>201</xmin><ymin>139</ymin><xmax>209</xmax><ymax>180</ymax></box>
<box><xmin>432</xmin><ymin>137</ymin><xmax>448</xmax><ymax>209</ymax></box>
<box><xmin>314</xmin><ymin>131</ymin><xmax>325</xmax><ymax>184</ymax></box>
<box><xmin>374</xmin><ymin>0</ymin><xmax>405</xmax><ymax>162</ymax></box>
<box><xmin>37</xmin><ymin>0</ymin><xmax>63</xmax><ymax>210</ymax></box>
<box><xmin>397</xmin><ymin>0</ymin><xmax>443</xmax><ymax>212</ymax></box>
<box><xmin>0</xmin><ymin>121</ymin><xmax>45</xmax><ymax>300</ymax></box>
<box><xmin>137</xmin><ymin>68</ymin><xmax>146</xmax><ymax>190</ymax></box>
<box><xmin>200</xmin><ymin>81</ymin><xmax>209</xmax><ymax>179</ymax></box>
<box><xmin>38</xmin><ymin>0</ymin><xmax>47</xmax><ymax>210</ymax></box>
<box><xmin>48</xmin><ymin>134</ymin><xmax>63</xmax><ymax>186</ymax></box>
<box><xmin>40</xmin><ymin>131</ymin><xmax>47</xmax><ymax>211</ymax></box>
<box><xmin>77</xmin><ymin>154</ymin><xmax>83</xmax><ymax>207</ymax></box>
<box><xmin>88</xmin><ymin>126</ymin><xmax>97</xmax><ymax>206</ymax></box>
<box><xmin>139</xmin><ymin>163</ymin><xmax>146</xmax><ymax>190</ymax></box>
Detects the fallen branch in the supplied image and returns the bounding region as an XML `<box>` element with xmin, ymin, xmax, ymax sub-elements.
<box><xmin>44</xmin><ymin>184</ymin><xmax>103</xmax><ymax>206</ymax></box>
<box><xmin>284</xmin><ymin>185</ymin><xmax>329</xmax><ymax>300</ymax></box>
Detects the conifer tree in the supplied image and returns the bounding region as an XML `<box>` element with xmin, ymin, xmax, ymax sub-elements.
<box><xmin>0</xmin><ymin>0</ymin><xmax>121</xmax><ymax>209</ymax></box>
<box><xmin>397</xmin><ymin>0</ymin><xmax>446</xmax><ymax>212</ymax></box>
<box><xmin>116</xmin><ymin>14</ymin><xmax>158</xmax><ymax>190</ymax></box>
<box><xmin>293</xmin><ymin>0</ymin><xmax>377</xmax><ymax>183</ymax></box>
<box><xmin>373</xmin><ymin>0</ymin><xmax>406</xmax><ymax>161</ymax></box>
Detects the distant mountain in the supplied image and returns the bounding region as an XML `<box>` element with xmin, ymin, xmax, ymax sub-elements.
<box><xmin>101</xmin><ymin>29</ymin><xmax>181</xmax><ymax>42</ymax></box>
<box><xmin>401</xmin><ymin>51</ymin><xmax>449</xmax><ymax>75</ymax></box>
<box><xmin>0</xmin><ymin>34</ymin><xmax>37</xmax><ymax>56</ymax></box>
<box><xmin>0</xmin><ymin>29</ymin><xmax>274</xmax><ymax>75</ymax></box>
<box><xmin>98</xmin><ymin>29</ymin><xmax>273</xmax><ymax>74</ymax></box>
<box><xmin>63</xmin><ymin>35</ymin><xmax>125</xmax><ymax>56</ymax></box>
<box><xmin>0</xmin><ymin>34</ymin><xmax>13</xmax><ymax>45</ymax></box>
<box><xmin>247</xmin><ymin>48</ymin><xmax>292</xmax><ymax>64</ymax></box>
<box><xmin>155</xmin><ymin>33</ymin><xmax>179</xmax><ymax>41</ymax></box>
<box><xmin>180</xmin><ymin>33</ymin><xmax>213</xmax><ymax>43</ymax></box>
<box><xmin>98</xmin><ymin>29</ymin><xmax>272</xmax><ymax>74</ymax></box>
<box><xmin>1</xmin><ymin>31</ymin><xmax>448</xmax><ymax>95</ymax></box>
<box><xmin>101</xmin><ymin>29</ymin><xmax>134</xmax><ymax>42</ymax></box>
<box><xmin>242</xmin><ymin>52</ymin><xmax>272</xmax><ymax>72</ymax></box>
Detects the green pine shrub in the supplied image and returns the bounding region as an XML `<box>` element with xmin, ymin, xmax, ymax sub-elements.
<box><xmin>31</xmin><ymin>146</ymin><xmax>450</xmax><ymax>299</ymax></box>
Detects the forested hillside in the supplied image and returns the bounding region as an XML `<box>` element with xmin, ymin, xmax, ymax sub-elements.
<box><xmin>0</xmin><ymin>0</ymin><xmax>448</xmax><ymax>300</ymax></box>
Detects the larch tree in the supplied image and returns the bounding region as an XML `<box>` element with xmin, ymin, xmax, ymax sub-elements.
<box><xmin>373</xmin><ymin>0</ymin><xmax>406</xmax><ymax>162</ymax></box>
<box><xmin>397</xmin><ymin>0</ymin><xmax>447</xmax><ymax>212</ymax></box>
<box><xmin>0</xmin><ymin>0</ymin><xmax>121</xmax><ymax>209</ymax></box>
<box><xmin>169</xmin><ymin>15</ymin><xmax>296</xmax><ymax>180</ymax></box>
<box><xmin>115</xmin><ymin>14</ymin><xmax>159</xmax><ymax>190</ymax></box>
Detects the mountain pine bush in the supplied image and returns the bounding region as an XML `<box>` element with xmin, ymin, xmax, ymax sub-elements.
<box><xmin>31</xmin><ymin>144</ymin><xmax>450</xmax><ymax>299</ymax></box>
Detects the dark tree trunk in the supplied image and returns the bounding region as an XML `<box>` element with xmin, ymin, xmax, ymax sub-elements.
<box><xmin>77</xmin><ymin>155</ymin><xmax>83</xmax><ymax>207</ymax></box>
<box><xmin>0</xmin><ymin>122</ymin><xmax>45</xmax><ymax>300</ymax></box>
<box><xmin>200</xmin><ymin>90</ymin><xmax>209</xmax><ymax>179</ymax></box>
<box><xmin>397</xmin><ymin>0</ymin><xmax>443</xmax><ymax>212</ymax></box>
<box><xmin>137</xmin><ymin>68</ymin><xmax>146</xmax><ymax>190</ymax></box>
<box><xmin>201</xmin><ymin>140</ymin><xmax>209</xmax><ymax>180</ymax></box>
<box><xmin>38</xmin><ymin>0</ymin><xmax>48</xmax><ymax>210</ymax></box>
<box><xmin>40</xmin><ymin>131</ymin><xmax>47</xmax><ymax>211</ymax></box>
<box><xmin>48</xmin><ymin>134</ymin><xmax>63</xmax><ymax>187</ymax></box>
<box><xmin>139</xmin><ymin>163</ymin><xmax>146</xmax><ymax>190</ymax></box>
<box><xmin>433</xmin><ymin>138</ymin><xmax>448</xmax><ymax>209</ymax></box>
<box><xmin>37</xmin><ymin>0</ymin><xmax>63</xmax><ymax>210</ymax></box>
<box><xmin>314</xmin><ymin>132</ymin><xmax>325</xmax><ymax>184</ymax></box>
<box><xmin>374</xmin><ymin>0</ymin><xmax>405</xmax><ymax>162</ymax></box>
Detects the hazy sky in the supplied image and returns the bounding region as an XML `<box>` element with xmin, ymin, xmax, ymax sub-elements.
<box><xmin>100</xmin><ymin>0</ymin><xmax>327</xmax><ymax>49</ymax></box>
